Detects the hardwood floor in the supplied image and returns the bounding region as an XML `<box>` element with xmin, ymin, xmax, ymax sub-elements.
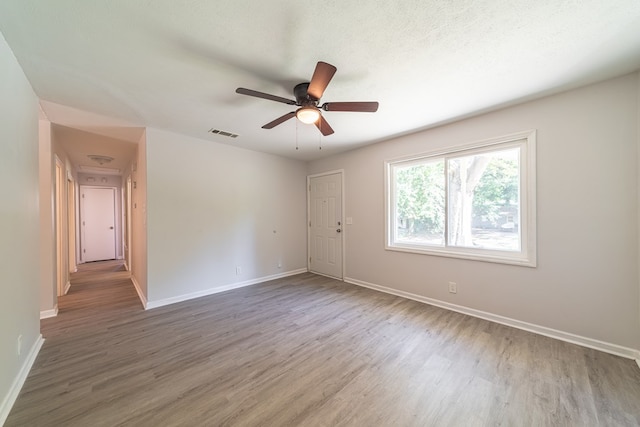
<box><xmin>6</xmin><ymin>263</ymin><xmax>640</xmax><ymax>426</ymax></box>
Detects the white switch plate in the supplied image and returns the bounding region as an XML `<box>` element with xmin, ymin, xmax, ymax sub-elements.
<box><xmin>346</xmin><ymin>217</ymin><xmax>353</xmax><ymax>224</ymax></box>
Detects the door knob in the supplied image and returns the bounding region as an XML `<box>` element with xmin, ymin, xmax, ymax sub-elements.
<box><xmin>336</xmin><ymin>228</ymin><xmax>341</xmax><ymax>233</ymax></box>
<box><xmin>109</xmin><ymin>226</ymin><xmax>114</xmax><ymax>229</ymax></box>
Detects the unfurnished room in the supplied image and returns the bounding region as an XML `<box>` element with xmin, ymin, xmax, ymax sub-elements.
<box><xmin>1</xmin><ymin>1</ymin><xmax>640</xmax><ymax>426</ymax></box>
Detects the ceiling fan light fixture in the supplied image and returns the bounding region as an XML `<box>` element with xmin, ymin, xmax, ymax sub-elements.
<box><xmin>296</xmin><ymin>107</ymin><xmax>320</xmax><ymax>124</ymax></box>
<box><xmin>236</xmin><ymin>61</ymin><xmax>379</xmax><ymax>135</ymax></box>
<box><xmin>87</xmin><ymin>154</ymin><xmax>114</xmax><ymax>165</ymax></box>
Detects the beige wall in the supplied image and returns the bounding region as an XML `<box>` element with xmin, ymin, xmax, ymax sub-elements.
<box><xmin>637</xmin><ymin>72</ymin><xmax>640</xmax><ymax>341</ymax></box>
<box><xmin>0</xmin><ymin>31</ymin><xmax>41</xmax><ymax>422</ymax></box>
<box><xmin>51</xmin><ymin>133</ymin><xmax>75</xmax><ymax>297</ymax></box>
<box><xmin>38</xmin><ymin>118</ymin><xmax>56</xmax><ymax>315</ymax></box>
<box><xmin>144</xmin><ymin>128</ymin><xmax>307</xmax><ymax>305</ymax></box>
<box><xmin>309</xmin><ymin>72</ymin><xmax>640</xmax><ymax>352</ymax></box>
<box><xmin>130</xmin><ymin>132</ymin><xmax>148</xmax><ymax>303</ymax></box>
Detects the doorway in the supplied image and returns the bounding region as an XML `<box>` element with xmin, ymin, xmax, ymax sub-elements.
<box><xmin>80</xmin><ymin>186</ymin><xmax>117</xmax><ymax>262</ymax></box>
<box><xmin>308</xmin><ymin>171</ymin><xmax>344</xmax><ymax>279</ymax></box>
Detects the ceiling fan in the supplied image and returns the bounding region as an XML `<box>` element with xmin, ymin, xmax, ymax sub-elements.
<box><xmin>235</xmin><ymin>61</ymin><xmax>379</xmax><ymax>136</ymax></box>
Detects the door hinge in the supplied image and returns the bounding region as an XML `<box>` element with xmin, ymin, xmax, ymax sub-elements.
<box><xmin>309</xmin><ymin>257</ymin><xmax>312</xmax><ymax>263</ymax></box>
<box><xmin>309</xmin><ymin>221</ymin><xmax>311</xmax><ymax>227</ymax></box>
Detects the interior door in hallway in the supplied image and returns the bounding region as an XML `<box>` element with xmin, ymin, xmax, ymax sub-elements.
<box><xmin>81</xmin><ymin>186</ymin><xmax>116</xmax><ymax>262</ymax></box>
<box><xmin>309</xmin><ymin>172</ymin><xmax>343</xmax><ymax>279</ymax></box>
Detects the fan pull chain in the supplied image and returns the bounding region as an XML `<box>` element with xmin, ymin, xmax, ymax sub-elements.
<box><xmin>318</xmin><ymin>114</ymin><xmax>322</xmax><ymax>150</ymax></box>
<box><xmin>295</xmin><ymin>119</ymin><xmax>299</xmax><ymax>150</ymax></box>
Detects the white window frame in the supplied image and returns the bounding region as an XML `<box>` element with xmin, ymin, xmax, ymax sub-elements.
<box><xmin>385</xmin><ymin>130</ymin><xmax>537</xmax><ymax>267</ymax></box>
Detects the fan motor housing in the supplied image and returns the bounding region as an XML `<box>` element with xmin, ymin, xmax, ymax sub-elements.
<box><xmin>294</xmin><ymin>82</ymin><xmax>318</xmax><ymax>105</ymax></box>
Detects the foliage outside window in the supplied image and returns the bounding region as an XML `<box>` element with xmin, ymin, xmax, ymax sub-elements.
<box><xmin>386</xmin><ymin>130</ymin><xmax>536</xmax><ymax>266</ymax></box>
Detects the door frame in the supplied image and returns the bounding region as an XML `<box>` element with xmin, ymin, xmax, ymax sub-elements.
<box><xmin>67</xmin><ymin>173</ymin><xmax>77</xmax><ymax>274</ymax></box>
<box><xmin>79</xmin><ymin>185</ymin><xmax>118</xmax><ymax>263</ymax></box>
<box><xmin>54</xmin><ymin>156</ymin><xmax>67</xmax><ymax>296</ymax></box>
<box><xmin>124</xmin><ymin>175</ymin><xmax>133</xmax><ymax>271</ymax></box>
<box><xmin>307</xmin><ymin>169</ymin><xmax>345</xmax><ymax>280</ymax></box>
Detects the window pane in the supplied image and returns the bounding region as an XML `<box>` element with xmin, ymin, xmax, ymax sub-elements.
<box><xmin>447</xmin><ymin>147</ymin><xmax>520</xmax><ymax>251</ymax></box>
<box><xmin>394</xmin><ymin>159</ymin><xmax>445</xmax><ymax>246</ymax></box>
<box><xmin>386</xmin><ymin>131</ymin><xmax>535</xmax><ymax>266</ymax></box>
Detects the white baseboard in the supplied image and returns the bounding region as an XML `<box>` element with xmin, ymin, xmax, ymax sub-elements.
<box><xmin>146</xmin><ymin>268</ymin><xmax>308</xmax><ymax>310</ymax></box>
<box><xmin>345</xmin><ymin>277</ymin><xmax>640</xmax><ymax>362</ymax></box>
<box><xmin>0</xmin><ymin>334</ymin><xmax>44</xmax><ymax>425</ymax></box>
<box><xmin>64</xmin><ymin>281</ymin><xmax>71</xmax><ymax>295</ymax></box>
<box><xmin>39</xmin><ymin>305</ymin><xmax>58</xmax><ymax>319</ymax></box>
<box><xmin>130</xmin><ymin>275</ymin><xmax>147</xmax><ymax>309</ymax></box>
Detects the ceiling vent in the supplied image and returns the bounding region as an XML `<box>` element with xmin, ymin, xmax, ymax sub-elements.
<box><xmin>208</xmin><ymin>128</ymin><xmax>238</xmax><ymax>138</ymax></box>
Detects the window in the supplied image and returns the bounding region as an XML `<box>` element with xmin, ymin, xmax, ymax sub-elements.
<box><xmin>386</xmin><ymin>130</ymin><xmax>536</xmax><ymax>266</ymax></box>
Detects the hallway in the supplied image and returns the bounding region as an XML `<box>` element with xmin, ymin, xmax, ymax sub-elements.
<box><xmin>70</xmin><ymin>260</ymin><xmax>130</xmax><ymax>285</ymax></box>
<box><xmin>50</xmin><ymin>260</ymin><xmax>140</xmax><ymax>337</ymax></box>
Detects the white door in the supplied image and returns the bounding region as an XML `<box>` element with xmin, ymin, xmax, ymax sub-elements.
<box><xmin>309</xmin><ymin>172</ymin><xmax>343</xmax><ymax>279</ymax></box>
<box><xmin>81</xmin><ymin>187</ymin><xmax>116</xmax><ymax>262</ymax></box>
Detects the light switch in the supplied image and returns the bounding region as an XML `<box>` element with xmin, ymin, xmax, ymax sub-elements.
<box><xmin>346</xmin><ymin>217</ymin><xmax>353</xmax><ymax>225</ymax></box>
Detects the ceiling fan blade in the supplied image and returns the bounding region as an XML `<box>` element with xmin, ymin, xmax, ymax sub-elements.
<box><xmin>322</xmin><ymin>101</ymin><xmax>379</xmax><ymax>112</ymax></box>
<box><xmin>315</xmin><ymin>115</ymin><xmax>335</xmax><ymax>136</ymax></box>
<box><xmin>236</xmin><ymin>88</ymin><xmax>296</xmax><ymax>105</ymax></box>
<box><xmin>262</xmin><ymin>112</ymin><xmax>296</xmax><ymax>129</ymax></box>
<box><xmin>307</xmin><ymin>61</ymin><xmax>337</xmax><ymax>100</ymax></box>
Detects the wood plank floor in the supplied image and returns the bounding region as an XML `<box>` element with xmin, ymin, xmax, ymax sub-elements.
<box><xmin>6</xmin><ymin>262</ymin><xmax>640</xmax><ymax>426</ymax></box>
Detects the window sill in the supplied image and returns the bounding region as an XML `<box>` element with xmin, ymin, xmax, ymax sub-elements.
<box><xmin>386</xmin><ymin>243</ymin><xmax>536</xmax><ymax>267</ymax></box>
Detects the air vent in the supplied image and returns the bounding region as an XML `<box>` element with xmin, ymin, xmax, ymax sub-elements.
<box><xmin>208</xmin><ymin>128</ymin><xmax>238</xmax><ymax>138</ymax></box>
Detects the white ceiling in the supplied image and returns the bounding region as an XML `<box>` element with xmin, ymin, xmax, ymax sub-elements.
<box><xmin>1</xmin><ymin>1</ymin><xmax>640</xmax><ymax>162</ymax></box>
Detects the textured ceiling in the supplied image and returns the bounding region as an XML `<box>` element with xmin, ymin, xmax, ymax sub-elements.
<box><xmin>1</xmin><ymin>1</ymin><xmax>640</xmax><ymax>162</ymax></box>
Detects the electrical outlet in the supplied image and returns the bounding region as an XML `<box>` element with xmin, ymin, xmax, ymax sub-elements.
<box><xmin>236</xmin><ymin>266</ymin><xmax>241</xmax><ymax>275</ymax></box>
<box><xmin>17</xmin><ymin>334</ymin><xmax>22</xmax><ymax>356</ymax></box>
<box><xmin>277</xmin><ymin>262</ymin><xmax>282</xmax><ymax>268</ymax></box>
<box><xmin>448</xmin><ymin>282</ymin><xmax>457</xmax><ymax>294</ymax></box>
